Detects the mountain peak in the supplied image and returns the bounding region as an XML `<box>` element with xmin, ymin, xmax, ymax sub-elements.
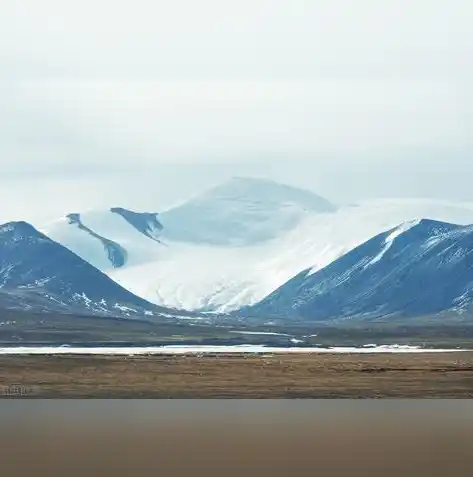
<box><xmin>0</xmin><ymin>221</ymin><xmax>46</xmax><ymax>239</ymax></box>
<box><xmin>206</xmin><ymin>176</ymin><xmax>336</xmax><ymax>210</ymax></box>
<box><xmin>226</xmin><ymin>176</ymin><xmax>288</xmax><ymax>187</ymax></box>
<box><xmin>383</xmin><ymin>218</ymin><xmax>461</xmax><ymax>244</ymax></box>
<box><xmin>159</xmin><ymin>177</ymin><xmax>336</xmax><ymax>246</ymax></box>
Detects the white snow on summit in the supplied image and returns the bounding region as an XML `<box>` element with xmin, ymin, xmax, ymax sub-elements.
<box><xmin>158</xmin><ymin>176</ymin><xmax>337</xmax><ymax>246</ymax></box>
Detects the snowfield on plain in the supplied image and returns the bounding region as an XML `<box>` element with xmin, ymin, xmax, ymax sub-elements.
<box><xmin>0</xmin><ymin>344</ymin><xmax>467</xmax><ymax>355</ymax></box>
<box><xmin>39</xmin><ymin>178</ymin><xmax>473</xmax><ymax>313</ymax></box>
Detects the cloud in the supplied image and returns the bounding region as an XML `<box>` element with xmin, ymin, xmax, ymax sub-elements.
<box><xmin>2</xmin><ymin>77</ymin><xmax>469</xmax><ymax>170</ymax></box>
<box><xmin>2</xmin><ymin>0</ymin><xmax>472</xmax><ymax>80</ymax></box>
<box><xmin>0</xmin><ymin>0</ymin><xmax>471</xmax><ymax>200</ymax></box>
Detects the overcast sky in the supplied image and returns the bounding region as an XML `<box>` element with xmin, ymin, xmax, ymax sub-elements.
<box><xmin>1</xmin><ymin>0</ymin><xmax>472</xmax><ymax>221</ymax></box>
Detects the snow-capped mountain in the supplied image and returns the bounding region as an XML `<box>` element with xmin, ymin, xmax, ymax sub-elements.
<box><xmin>39</xmin><ymin>178</ymin><xmax>473</xmax><ymax>313</ymax></box>
<box><xmin>108</xmin><ymin>198</ymin><xmax>473</xmax><ymax>312</ymax></box>
<box><xmin>0</xmin><ymin>221</ymin><xmax>168</xmax><ymax>318</ymax></box>
<box><xmin>43</xmin><ymin>177</ymin><xmax>334</xmax><ymax>272</ymax></box>
<box><xmin>244</xmin><ymin>219</ymin><xmax>473</xmax><ymax>321</ymax></box>
<box><xmin>39</xmin><ymin>177</ymin><xmax>339</xmax><ymax>309</ymax></box>
<box><xmin>158</xmin><ymin>176</ymin><xmax>337</xmax><ymax>246</ymax></box>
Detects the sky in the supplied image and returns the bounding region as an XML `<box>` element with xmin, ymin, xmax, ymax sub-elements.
<box><xmin>0</xmin><ymin>0</ymin><xmax>472</xmax><ymax>222</ymax></box>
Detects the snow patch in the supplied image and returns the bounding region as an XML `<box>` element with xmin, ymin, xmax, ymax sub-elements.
<box><xmin>113</xmin><ymin>304</ymin><xmax>136</xmax><ymax>313</ymax></box>
<box><xmin>229</xmin><ymin>331</ymin><xmax>292</xmax><ymax>337</ymax></box>
<box><xmin>73</xmin><ymin>293</ymin><xmax>93</xmax><ymax>308</ymax></box>
<box><xmin>365</xmin><ymin>219</ymin><xmax>421</xmax><ymax>268</ymax></box>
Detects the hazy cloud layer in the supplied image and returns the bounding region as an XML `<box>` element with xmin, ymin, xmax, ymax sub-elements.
<box><xmin>1</xmin><ymin>0</ymin><xmax>472</xmax><ymax>215</ymax></box>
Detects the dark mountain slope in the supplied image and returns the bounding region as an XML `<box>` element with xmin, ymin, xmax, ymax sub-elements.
<box><xmin>244</xmin><ymin>219</ymin><xmax>473</xmax><ymax>322</ymax></box>
<box><xmin>0</xmin><ymin>221</ymin><xmax>169</xmax><ymax>318</ymax></box>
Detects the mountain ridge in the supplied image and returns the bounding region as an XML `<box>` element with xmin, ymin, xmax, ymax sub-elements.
<box><xmin>38</xmin><ymin>178</ymin><xmax>473</xmax><ymax>313</ymax></box>
<box><xmin>243</xmin><ymin>218</ymin><xmax>473</xmax><ymax>322</ymax></box>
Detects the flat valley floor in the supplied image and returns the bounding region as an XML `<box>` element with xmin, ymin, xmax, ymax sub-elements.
<box><xmin>0</xmin><ymin>352</ymin><xmax>472</xmax><ymax>398</ymax></box>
